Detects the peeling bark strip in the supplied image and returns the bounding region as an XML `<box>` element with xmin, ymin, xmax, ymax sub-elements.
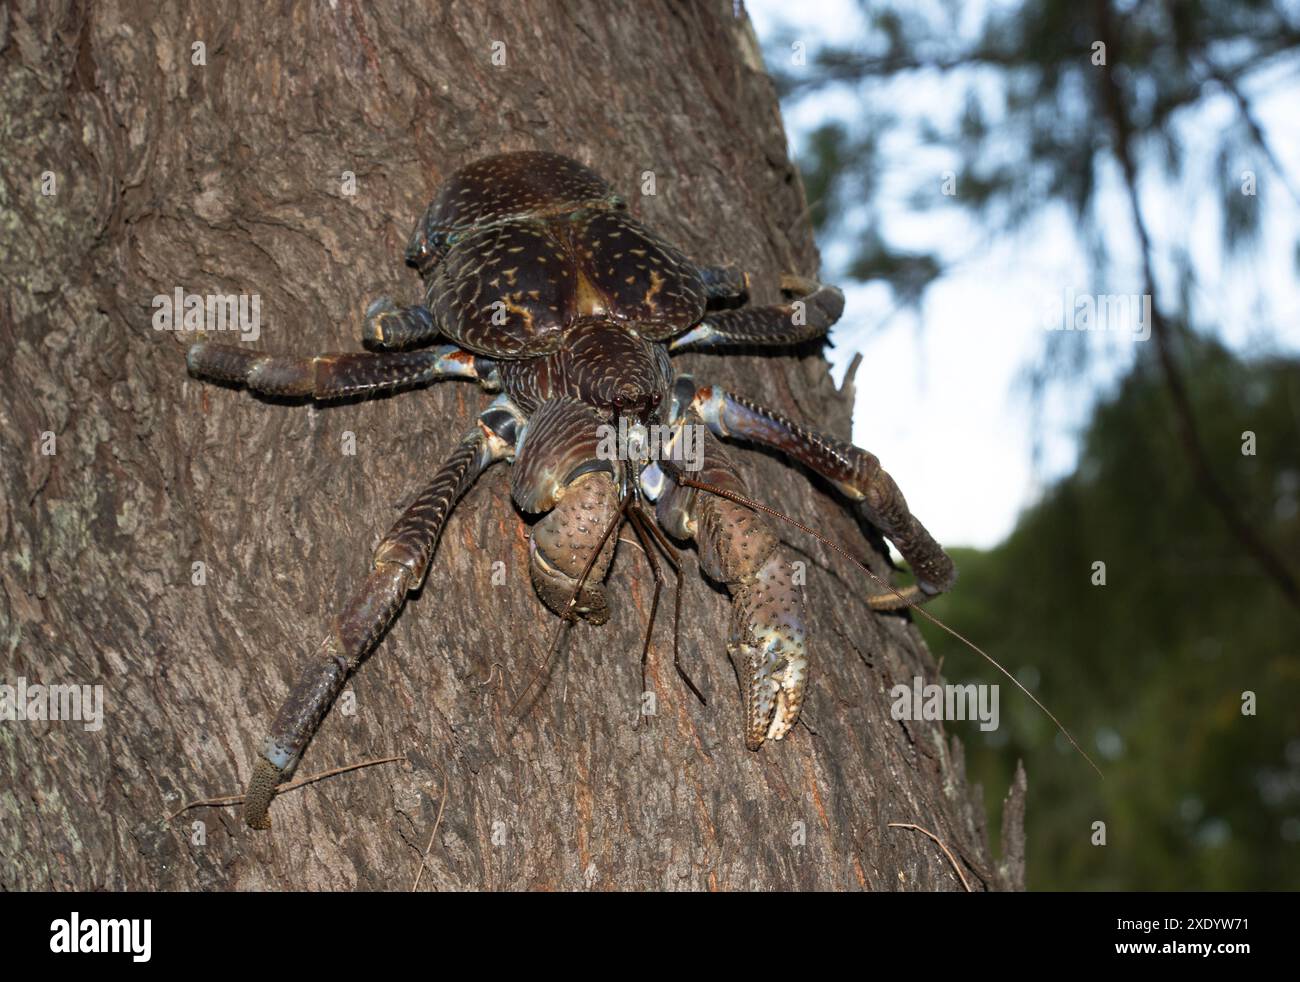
<box><xmin>0</xmin><ymin>0</ymin><xmax>1023</xmax><ymax>890</ymax></box>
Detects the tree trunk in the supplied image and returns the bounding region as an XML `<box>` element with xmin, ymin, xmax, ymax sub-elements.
<box><xmin>0</xmin><ymin>0</ymin><xmax>1024</xmax><ymax>891</ymax></box>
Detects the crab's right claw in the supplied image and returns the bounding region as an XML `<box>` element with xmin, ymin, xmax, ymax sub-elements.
<box><xmin>730</xmin><ymin>553</ymin><xmax>809</xmax><ymax>750</ymax></box>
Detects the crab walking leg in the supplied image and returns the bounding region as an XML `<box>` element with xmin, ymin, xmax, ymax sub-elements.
<box><xmin>650</xmin><ymin>428</ymin><xmax>808</xmax><ymax>750</ymax></box>
<box><xmin>360</xmin><ymin>297</ymin><xmax>441</xmax><ymax>350</ymax></box>
<box><xmin>695</xmin><ymin>264</ymin><xmax>751</xmax><ymax>306</ymax></box>
<box><xmin>669</xmin><ymin>276</ymin><xmax>845</xmax><ymax>351</ymax></box>
<box><xmin>242</xmin><ymin>406</ymin><xmax>518</xmax><ymax>829</ymax></box>
<box><xmin>684</xmin><ymin>380</ymin><xmax>956</xmax><ymax>602</ymax></box>
<box><xmin>187</xmin><ymin>341</ymin><xmax>494</xmax><ymax>400</ymax></box>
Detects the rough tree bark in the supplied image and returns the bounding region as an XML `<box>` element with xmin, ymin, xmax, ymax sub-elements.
<box><xmin>0</xmin><ymin>0</ymin><xmax>1025</xmax><ymax>891</ymax></box>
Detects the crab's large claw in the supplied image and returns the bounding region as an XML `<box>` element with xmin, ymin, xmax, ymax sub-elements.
<box><xmin>526</xmin><ymin>474</ymin><xmax>619</xmax><ymax>625</ymax></box>
<box><xmin>511</xmin><ymin>398</ymin><xmax>621</xmax><ymax>624</ymax></box>
<box><xmin>729</xmin><ymin>552</ymin><xmax>808</xmax><ymax>749</ymax></box>
<box><xmin>653</xmin><ymin>428</ymin><xmax>810</xmax><ymax>750</ymax></box>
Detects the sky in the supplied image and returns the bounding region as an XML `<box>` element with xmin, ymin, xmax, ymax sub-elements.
<box><xmin>745</xmin><ymin>0</ymin><xmax>1300</xmax><ymax>548</ymax></box>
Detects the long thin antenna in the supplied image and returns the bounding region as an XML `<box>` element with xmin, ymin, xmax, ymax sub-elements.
<box><xmin>671</xmin><ymin>473</ymin><xmax>1103</xmax><ymax>780</ymax></box>
<box><xmin>626</xmin><ymin>505</ymin><xmax>665</xmax><ymax>693</ymax></box>
<box><xmin>629</xmin><ymin>503</ymin><xmax>706</xmax><ymax>705</ymax></box>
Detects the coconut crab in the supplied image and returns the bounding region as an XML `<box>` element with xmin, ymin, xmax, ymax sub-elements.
<box><xmin>186</xmin><ymin>151</ymin><xmax>956</xmax><ymax>829</ymax></box>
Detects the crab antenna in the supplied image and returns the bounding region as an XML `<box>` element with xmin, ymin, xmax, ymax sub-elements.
<box><xmin>671</xmin><ymin>474</ymin><xmax>1103</xmax><ymax>780</ymax></box>
<box><xmin>628</xmin><ymin>502</ymin><xmax>707</xmax><ymax>705</ymax></box>
<box><xmin>626</xmin><ymin>506</ymin><xmax>665</xmax><ymax>696</ymax></box>
<box><xmin>508</xmin><ymin>613</ymin><xmax>574</xmax><ymax>721</ymax></box>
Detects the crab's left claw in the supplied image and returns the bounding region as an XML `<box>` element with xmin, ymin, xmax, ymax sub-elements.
<box><xmin>729</xmin><ymin>553</ymin><xmax>809</xmax><ymax>750</ymax></box>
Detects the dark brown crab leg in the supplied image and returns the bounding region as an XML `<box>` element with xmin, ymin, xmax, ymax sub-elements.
<box><xmin>241</xmin><ymin>399</ymin><xmax>520</xmax><ymax>829</ymax></box>
<box><xmin>669</xmin><ymin>276</ymin><xmax>845</xmax><ymax>351</ymax></box>
<box><xmin>186</xmin><ymin>341</ymin><xmax>493</xmax><ymax>399</ymax></box>
<box><xmin>360</xmin><ymin>297</ymin><xmax>441</xmax><ymax>350</ymax></box>
<box><xmin>696</xmin><ymin>264</ymin><xmax>750</xmax><ymax>306</ymax></box>
<box><xmin>682</xmin><ymin>379</ymin><xmax>956</xmax><ymax>601</ymax></box>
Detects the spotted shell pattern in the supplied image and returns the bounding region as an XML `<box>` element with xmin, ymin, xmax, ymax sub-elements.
<box><xmin>407</xmin><ymin>151</ymin><xmax>709</xmax><ymax>359</ymax></box>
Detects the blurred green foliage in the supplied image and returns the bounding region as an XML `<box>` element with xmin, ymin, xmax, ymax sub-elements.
<box><xmin>776</xmin><ymin>0</ymin><xmax>1300</xmax><ymax>289</ymax></box>
<box><xmin>918</xmin><ymin>338</ymin><xmax>1300</xmax><ymax>889</ymax></box>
